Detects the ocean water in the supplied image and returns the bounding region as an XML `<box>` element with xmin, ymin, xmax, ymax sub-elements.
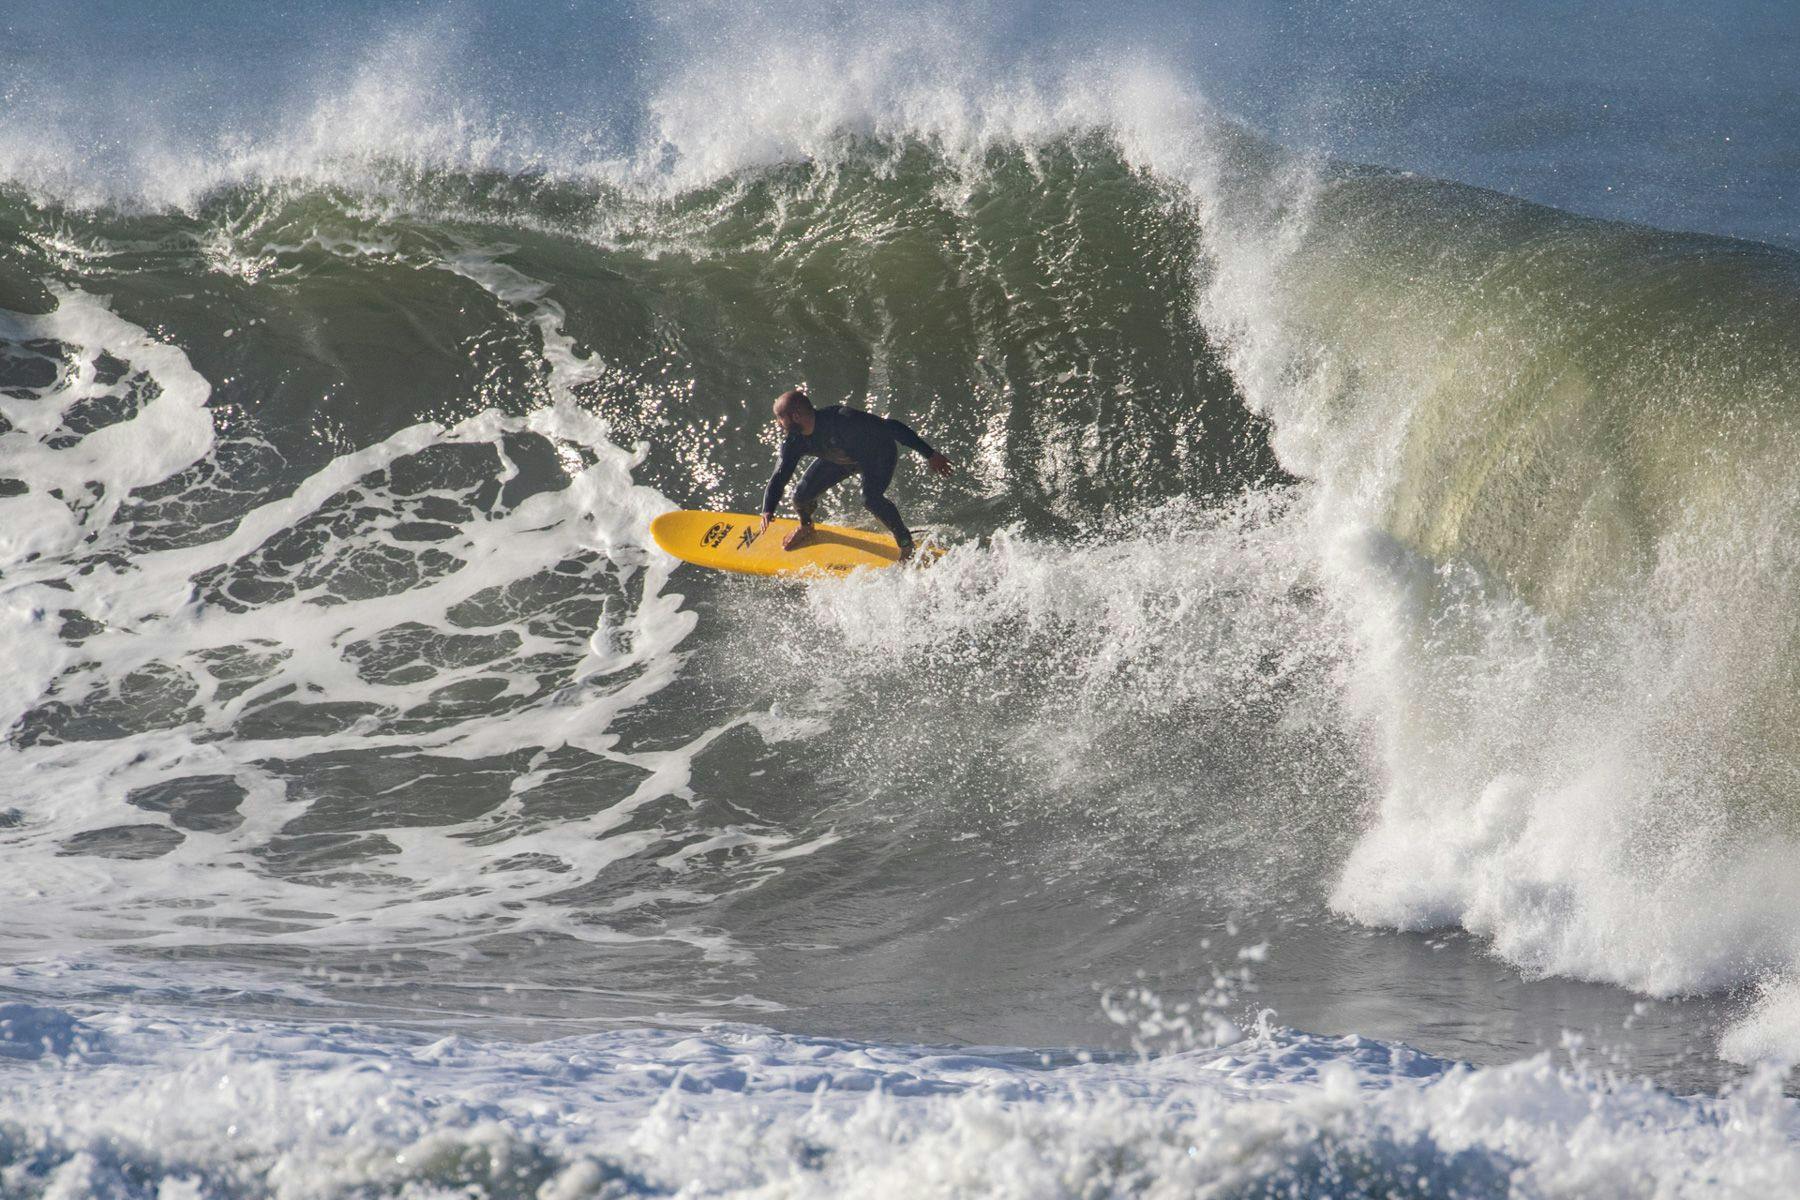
<box><xmin>3</xmin><ymin>1</ymin><xmax>1800</xmax><ymax>1194</ymax></box>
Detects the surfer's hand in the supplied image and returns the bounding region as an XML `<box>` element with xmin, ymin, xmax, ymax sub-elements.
<box><xmin>758</xmin><ymin>513</ymin><xmax>772</xmax><ymax>537</ymax></box>
<box><xmin>782</xmin><ymin>523</ymin><xmax>814</xmax><ymax>551</ymax></box>
<box><xmin>927</xmin><ymin>453</ymin><xmax>953</xmax><ymax>477</ymax></box>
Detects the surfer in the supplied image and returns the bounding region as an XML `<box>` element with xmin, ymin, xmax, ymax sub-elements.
<box><xmin>757</xmin><ymin>389</ymin><xmax>953</xmax><ymax>561</ymax></box>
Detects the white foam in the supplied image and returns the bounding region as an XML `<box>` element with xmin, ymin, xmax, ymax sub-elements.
<box><xmin>0</xmin><ymin>286</ymin><xmax>214</xmax><ymax>546</ymax></box>
<box><xmin>0</xmin><ymin>1003</ymin><xmax>1794</xmax><ymax>1198</ymax></box>
<box><xmin>786</xmin><ymin>491</ymin><xmax>1334</xmax><ymax>721</ymax></box>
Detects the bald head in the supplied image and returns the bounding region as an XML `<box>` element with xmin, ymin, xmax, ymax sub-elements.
<box><xmin>773</xmin><ymin>388</ymin><xmax>815</xmax><ymax>436</ymax></box>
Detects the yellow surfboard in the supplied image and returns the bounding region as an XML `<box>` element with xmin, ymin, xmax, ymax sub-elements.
<box><xmin>650</xmin><ymin>510</ymin><xmax>925</xmax><ymax>578</ymax></box>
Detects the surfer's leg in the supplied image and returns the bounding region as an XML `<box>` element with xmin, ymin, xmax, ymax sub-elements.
<box><xmin>792</xmin><ymin>460</ymin><xmax>853</xmax><ymax>526</ymax></box>
<box><xmin>858</xmin><ymin>450</ymin><xmax>913</xmax><ymax>558</ymax></box>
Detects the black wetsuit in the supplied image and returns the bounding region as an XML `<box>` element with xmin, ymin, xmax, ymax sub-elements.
<box><xmin>761</xmin><ymin>405</ymin><xmax>938</xmax><ymax>553</ymax></box>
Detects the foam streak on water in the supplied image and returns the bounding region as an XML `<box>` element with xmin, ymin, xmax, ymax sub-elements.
<box><xmin>0</xmin><ymin>273</ymin><xmax>773</xmax><ymax>974</ymax></box>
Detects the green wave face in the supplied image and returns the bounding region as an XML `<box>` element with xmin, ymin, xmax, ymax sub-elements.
<box><xmin>1275</xmin><ymin>171</ymin><xmax>1800</xmax><ymax>617</ymax></box>
<box><xmin>11</xmin><ymin>120</ymin><xmax>1800</xmax><ymax>1050</ymax></box>
<box><xmin>0</xmin><ymin>136</ymin><xmax>1279</xmax><ymax>535</ymax></box>
<box><xmin>1206</xmin><ymin>165</ymin><xmax>1800</xmax><ymax>988</ymax></box>
<box><xmin>1235</xmin><ymin>167</ymin><xmax>1800</xmax><ymax>832</ymax></box>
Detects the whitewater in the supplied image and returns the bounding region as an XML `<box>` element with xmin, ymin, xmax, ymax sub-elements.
<box><xmin>4</xmin><ymin>0</ymin><xmax>1800</xmax><ymax>1194</ymax></box>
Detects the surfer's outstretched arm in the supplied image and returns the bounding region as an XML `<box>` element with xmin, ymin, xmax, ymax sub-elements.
<box><xmin>884</xmin><ymin>417</ymin><xmax>955</xmax><ymax>477</ymax></box>
<box><xmin>760</xmin><ymin>439</ymin><xmax>805</xmax><ymax>528</ymax></box>
<box><xmin>884</xmin><ymin>417</ymin><xmax>936</xmax><ymax>458</ymax></box>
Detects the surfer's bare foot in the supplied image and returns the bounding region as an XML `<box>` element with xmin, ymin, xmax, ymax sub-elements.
<box><xmin>782</xmin><ymin>523</ymin><xmax>815</xmax><ymax>550</ymax></box>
